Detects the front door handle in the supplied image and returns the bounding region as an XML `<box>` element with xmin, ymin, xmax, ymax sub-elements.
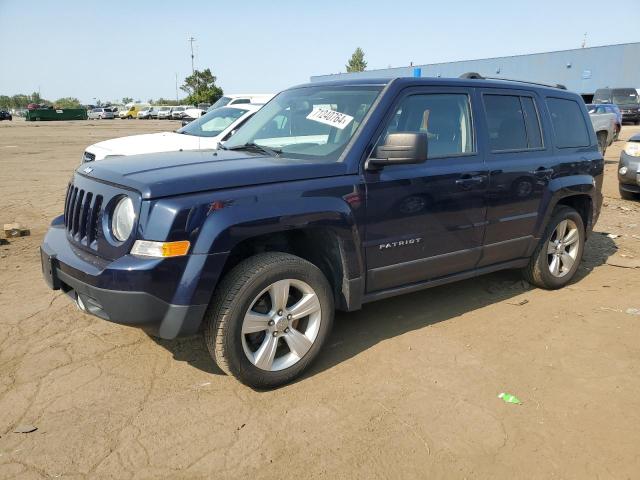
<box><xmin>456</xmin><ymin>174</ymin><xmax>486</xmax><ymax>188</ymax></box>
<box><xmin>532</xmin><ymin>167</ymin><xmax>554</xmax><ymax>177</ymax></box>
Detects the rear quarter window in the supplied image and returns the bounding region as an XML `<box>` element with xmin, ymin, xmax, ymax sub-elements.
<box><xmin>483</xmin><ymin>94</ymin><xmax>543</xmax><ymax>151</ymax></box>
<box><xmin>546</xmin><ymin>97</ymin><xmax>590</xmax><ymax>148</ymax></box>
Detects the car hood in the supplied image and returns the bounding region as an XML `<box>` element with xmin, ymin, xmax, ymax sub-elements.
<box><xmin>86</xmin><ymin>132</ymin><xmax>217</xmax><ymax>160</ymax></box>
<box><xmin>78</xmin><ymin>149</ymin><xmax>347</xmax><ymax>199</ymax></box>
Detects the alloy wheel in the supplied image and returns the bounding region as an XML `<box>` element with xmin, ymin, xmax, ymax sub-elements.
<box><xmin>241</xmin><ymin>279</ymin><xmax>322</xmax><ymax>371</ymax></box>
<box><xmin>546</xmin><ymin>219</ymin><xmax>580</xmax><ymax>277</ymax></box>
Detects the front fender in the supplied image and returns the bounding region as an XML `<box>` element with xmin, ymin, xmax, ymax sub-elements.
<box><xmin>141</xmin><ymin>177</ymin><xmax>366</xmax><ymax>307</ymax></box>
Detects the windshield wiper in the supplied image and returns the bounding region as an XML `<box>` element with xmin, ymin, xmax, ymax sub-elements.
<box><xmin>225</xmin><ymin>142</ymin><xmax>282</xmax><ymax>158</ymax></box>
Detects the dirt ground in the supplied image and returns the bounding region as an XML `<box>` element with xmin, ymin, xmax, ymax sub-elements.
<box><xmin>1</xmin><ymin>118</ymin><xmax>639</xmax><ymax>479</ymax></box>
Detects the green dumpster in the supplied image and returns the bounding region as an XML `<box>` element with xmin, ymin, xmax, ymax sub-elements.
<box><xmin>25</xmin><ymin>108</ymin><xmax>88</xmax><ymax>121</ymax></box>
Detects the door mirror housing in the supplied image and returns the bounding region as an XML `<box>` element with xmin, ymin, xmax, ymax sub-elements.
<box><xmin>366</xmin><ymin>132</ymin><xmax>428</xmax><ymax>171</ymax></box>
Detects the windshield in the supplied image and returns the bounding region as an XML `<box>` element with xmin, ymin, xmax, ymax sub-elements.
<box><xmin>612</xmin><ymin>89</ymin><xmax>639</xmax><ymax>105</ymax></box>
<box><xmin>223</xmin><ymin>85</ymin><xmax>382</xmax><ymax>163</ymax></box>
<box><xmin>173</xmin><ymin>107</ymin><xmax>185</xmax><ymax>112</ymax></box>
<box><xmin>209</xmin><ymin>96</ymin><xmax>232</xmax><ymax>111</ymax></box>
<box><xmin>177</xmin><ymin>107</ymin><xmax>248</xmax><ymax>137</ymax></box>
<box><xmin>160</xmin><ymin>107</ymin><xmax>170</xmax><ymax>111</ymax></box>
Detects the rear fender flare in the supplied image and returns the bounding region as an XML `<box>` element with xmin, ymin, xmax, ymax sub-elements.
<box><xmin>535</xmin><ymin>175</ymin><xmax>595</xmax><ymax>238</ymax></box>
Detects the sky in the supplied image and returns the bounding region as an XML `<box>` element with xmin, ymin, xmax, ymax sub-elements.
<box><xmin>0</xmin><ymin>0</ymin><xmax>638</xmax><ymax>104</ymax></box>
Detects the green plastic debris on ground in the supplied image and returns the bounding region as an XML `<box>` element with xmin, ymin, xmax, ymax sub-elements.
<box><xmin>498</xmin><ymin>392</ymin><xmax>522</xmax><ymax>404</ymax></box>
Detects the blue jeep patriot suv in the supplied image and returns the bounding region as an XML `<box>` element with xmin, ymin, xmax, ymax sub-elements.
<box><xmin>41</xmin><ymin>75</ymin><xmax>603</xmax><ymax>388</ymax></box>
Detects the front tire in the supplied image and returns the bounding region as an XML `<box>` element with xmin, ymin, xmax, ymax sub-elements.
<box><xmin>204</xmin><ymin>252</ymin><xmax>334</xmax><ymax>389</ymax></box>
<box><xmin>523</xmin><ymin>206</ymin><xmax>585</xmax><ymax>289</ymax></box>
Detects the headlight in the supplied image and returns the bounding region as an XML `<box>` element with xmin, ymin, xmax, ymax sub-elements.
<box><xmin>111</xmin><ymin>196</ymin><xmax>135</xmax><ymax>241</ymax></box>
<box><xmin>619</xmin><ymin>166</ymin><xmax>628</xmax><ymax>175</ymax></box>
<box><xmin>624</xmin><ymin>142</ymin><xmax>640</xmax><ymax>157</ymax></box>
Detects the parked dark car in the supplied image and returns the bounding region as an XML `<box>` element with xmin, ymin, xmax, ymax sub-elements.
<box><xmin>618</xmin><ymin>133</ymin><xmax>640</xmax><ymax>200</ymax></box>
<box><xmin>594</xmin><ymin>88</ymin><xmax>640</xmax><ymax>124</ymax></box>
<box><xmin>587</xmin><ymin>103</ymin><xmax>622</xmax><ymax>139</ymax></box>
<box><xmin>41</xmin><ymin>75</ymin><xmax>603</xmax><ymax>388</ymax></box>
<box><xmin>0</xmin><ymin>110</ymin><xmax>12</xmax><ymax>121</ymax></box>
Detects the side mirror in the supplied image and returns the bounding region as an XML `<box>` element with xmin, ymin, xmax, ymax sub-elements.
<box><xmin>366</xmin><ymin>132</ymin><xmax>428</xmax><ymax>171</ymax></box>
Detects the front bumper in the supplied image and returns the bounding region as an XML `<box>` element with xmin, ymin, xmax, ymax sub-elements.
<box><xmin>622</xmin><ymin>111</ymin><xmax>640</xmax><ymax>123</ymax></box>
<box><xmin>41</xmin><ymin>222</ymin><xmax>225</xmax><ymax>339</ymax></box>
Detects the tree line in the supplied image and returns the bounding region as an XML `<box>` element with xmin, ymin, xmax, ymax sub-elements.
<box><xmin>1</xmin><ymin>51</ymin><xmax>368</xmax><ymax>111</ymax></box>
<box><xmin>1</xmin><ymin>67</ymin><xmax>225</xmax><ymax>110</ymax></box>
<box><xmin>0</xmin><ymin>92</ymin><xmax>84</xmax><ymax>110</ymax></box>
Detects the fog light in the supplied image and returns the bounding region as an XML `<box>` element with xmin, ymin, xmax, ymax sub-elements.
<box><xmin>131</xmin><ymin>240</ymin><xmax>190</xmax><ymax>257</ymax></box>
<box><xmin>619</xmin><ymin>166</ymin><xmax>628</xmax><ymax>175</ymax></box>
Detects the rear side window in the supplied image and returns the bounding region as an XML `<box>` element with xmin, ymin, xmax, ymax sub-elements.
<box><xmin>483</xmin><ymin>94</ymin><xmax>543</xmax><ymax>151</ymax></box>
<box><xmin>546</xmin><ymin>98</ymin><xmax>590</xmax><ymax>148</ymax></box>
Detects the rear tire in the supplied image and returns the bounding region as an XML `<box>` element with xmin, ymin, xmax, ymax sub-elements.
<box><xmin>204</xmin><ymin>252</ymin><xmax>334</xmax><ymax>389</ymax></box>
<box><xmin>597</xmin><ymin>131</ymin><xmax>608</xmax><ymax>156</ymax></box>
<box><xmin>523</xmin><ymin>206</ymin><xmax>585</xmax><ymax>289</ymax></box>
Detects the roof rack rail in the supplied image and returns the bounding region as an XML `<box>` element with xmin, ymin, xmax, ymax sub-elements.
<box><xmin>458</xmin><ymin>72</ymin><xmax>567</xmax><ymax>90</ymax></box>
<box><xmin>459</xmin><ymin>72</ymin><xmax>484</xmax><ymax>79</ymax></box>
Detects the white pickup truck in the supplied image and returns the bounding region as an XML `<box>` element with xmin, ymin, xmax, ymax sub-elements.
<box><xmin>587</xmin><ymin>105</ymin><xmax>617</xmax><ymax>155</ymax></box>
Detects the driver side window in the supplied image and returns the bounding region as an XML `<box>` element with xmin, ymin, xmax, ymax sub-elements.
<box><xmin>378</xmin><ymin>93</ymin><xmax>475</xmax><ymax>158</ymax></box>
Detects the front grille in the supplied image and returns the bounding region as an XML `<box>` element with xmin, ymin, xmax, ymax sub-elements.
<box><xmin>63</xmin><ymin>183</ymin><xmax>103</xmax><ymax>248</ymax></box>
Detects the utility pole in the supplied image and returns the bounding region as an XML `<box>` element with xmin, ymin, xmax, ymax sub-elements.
<box><xmin>188</xmin><ymin>36</ymin><xmax>196</xmax><ymax>74</ymax></box>
<box><xmin>581</xmin><ymin>32</ymin><xmax>587</xmax><ymax>49</ymax></box>
<box><xmin>175</xmin><ymin>73</ymin><xmax>179</xmax><ymax>102</ymax></box>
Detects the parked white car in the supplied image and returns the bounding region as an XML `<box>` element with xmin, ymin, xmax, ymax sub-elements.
<box><xmin>181</xmin><ymin>107</ymin><xmax>207</xmax><ymax>125</ymax></box>
<box><xmin>170</xmin><ymin>106</ymin><xmax>188</xmax><ymax>119</ymax></box>
<box><xmin>88</xmin><ymin>108</ymin><xmax>114</xmax><ymax>120</ymax></box>
<box><xmin>587</xmin><ymin>106</ymin><xmax>617</xmax><ymax>155</ymax></box>
<box><xmin>82</xmin><ymin>104</ymin><xmax>261</xmax><ymax>162</ymax></box>
<box><xmin>137</xmin><ymin>107</ymin><xmax>156</xmax><ymax>119</ymax></box>
<box><xmin>208</xmin><ymin>94</ymin><xmax>274</xmax><ymax>111</ymax></box>
<box><xmin>157</xmin><ymin>106</ymin><xmax>173</xmax><ymax>120</ymax></box>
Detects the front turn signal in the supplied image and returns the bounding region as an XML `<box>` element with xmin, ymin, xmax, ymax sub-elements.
<box><xmin>131</xmin><ymin>240</ymin><xmax>191</xmax><ymax>258</ymax></box>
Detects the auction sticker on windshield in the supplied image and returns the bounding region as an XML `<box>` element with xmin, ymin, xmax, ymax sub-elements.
<box><xmin>307</xmin><ymin>108</ymin><xmax>354</xmax><ymax>130</ymax></box>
